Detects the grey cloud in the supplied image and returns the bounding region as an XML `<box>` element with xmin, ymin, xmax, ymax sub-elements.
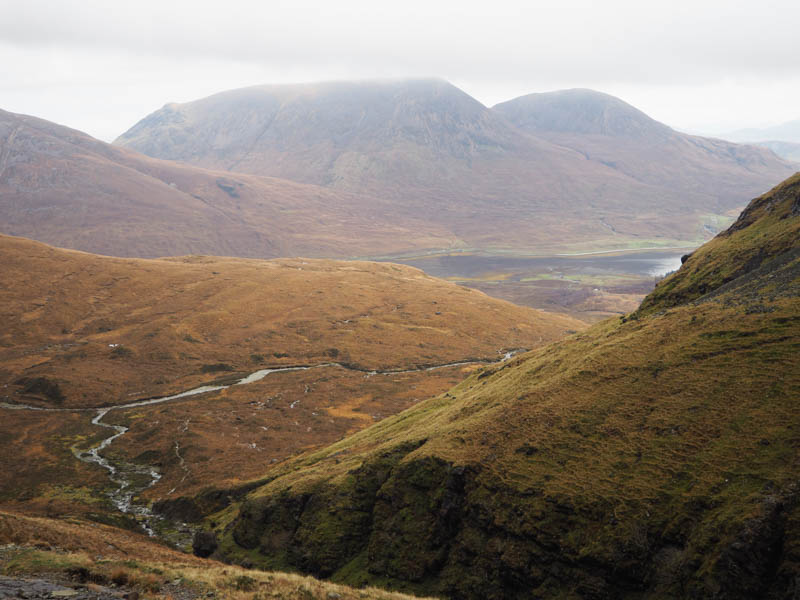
<box><xmin>1</xmin><ymin>0</ymin><xmax>799</xmax><ymax>140</ymax></box>
<box><xmin>2</xmin><ymin>0</ymin><xmax>799</xmax><ymax>84</ymax></box>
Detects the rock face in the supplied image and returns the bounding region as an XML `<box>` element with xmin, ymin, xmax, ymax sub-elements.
<box><xmin>114</xmin><ymin>80</ymin><xmax>797</xmax><ymax>253</ymax></box>
<box><xmin>214</xmin><ymin>174</ymin><xmax>800</xmax><ymax>598</ymax></box>
<box><xmin>192</xmin><ymin>531</ymin><xmax>218</xmax><ymax>558</ymax></box>
<box><xmin>223</xmin><ymin>450</ymin><xmax>800</xmax><ymax>599</ymax></box>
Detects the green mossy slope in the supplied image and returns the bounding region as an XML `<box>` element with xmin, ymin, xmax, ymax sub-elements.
<box><xmin>639</xmin><ymin>171</ymin><xmax>800</xmax><ymax>314</ymax></box>
<box><xmin>208</xmin><ymin>176</ymin><xmax>800</xmax><ymax>599</ymax></box>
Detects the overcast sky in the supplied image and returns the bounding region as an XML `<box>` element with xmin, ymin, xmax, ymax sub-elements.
<box><xmin>2</xmin><ymin>0</ymin><xmax>799</xmax><ymax>142</ymax></box>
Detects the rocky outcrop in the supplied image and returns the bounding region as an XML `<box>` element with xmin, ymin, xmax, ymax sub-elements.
<box><xmin>192</xmin><ymin>530</ymin><xmax>218</xmax><ymax>558</ymax></box>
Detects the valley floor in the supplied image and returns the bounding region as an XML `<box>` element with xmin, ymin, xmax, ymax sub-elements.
<box><xmin>374</xmin><ymin>247</ymin><xmax>693</xmax><ymax>321</ymax></box>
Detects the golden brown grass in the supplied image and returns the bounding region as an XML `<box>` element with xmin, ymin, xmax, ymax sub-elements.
<box><xmin>0</xmin><ymin>510</ymin><xmax>434</xmax><ymax>599</ymax></box>
<box><xmin>0</xmin><ymin>234</ymin><xmax>583</xmax><ymax>516</ymax></box>
<box><xmin>228</xmin><ymin>295</ymin><xmax>799</xmax><ymax>506</ymax></box>
<box><xmin>0</xmin><ymin>234</ymin><xmax>582</xmax><ymax>410</ymax></box>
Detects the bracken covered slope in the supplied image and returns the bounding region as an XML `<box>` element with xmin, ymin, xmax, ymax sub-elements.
<box><xmin>210</xmin><ymin>176</ymin><xmax>800</xmax><ymax>599</ymax></box>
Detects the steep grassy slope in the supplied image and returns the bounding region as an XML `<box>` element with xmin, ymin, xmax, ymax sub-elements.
<box><xmin>115</xmin><ymin>80</ymin><xmax>795</xmax><ymax>253</ymax></box>
<box><xmin>639</xmin><ymin>172</ymin><xmax>800</xmax><ymax>314</ymax></box>
<box><xmin>211</xmin><ymin>179</ymin><xmax>800</xmax><ymax>599</ymax></box>
<box><xmin>0</xmin><ymin>108</ymin><xmax>456</xmax><ymax>258</ymax></box>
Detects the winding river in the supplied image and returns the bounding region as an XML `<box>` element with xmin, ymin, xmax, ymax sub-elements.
<box><xmin>2</xmin><ymin>353</ymin><xmax>521</xmax><ymax>537</ymax></box>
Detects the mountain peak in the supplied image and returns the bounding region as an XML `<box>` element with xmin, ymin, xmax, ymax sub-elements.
<box><xmin>494</xmin><ymin>88</ymin><xmax>673</xmax><ymax>138</ymax></box>
<box><xmin>113</xmin><ymin>78</ymin><xmax>519</xmax><ymax>185</ymax></box>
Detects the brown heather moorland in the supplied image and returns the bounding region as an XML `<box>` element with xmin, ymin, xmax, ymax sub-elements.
<box><xmin>0</xmin><ymin>234</ymin><xmax>582</xmax><ymax>520</ymax></box>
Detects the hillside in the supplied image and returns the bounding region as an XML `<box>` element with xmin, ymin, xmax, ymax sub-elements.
<box><xmin>207</xmin><ymin>176</ymin><xmax>800</xmax><ymax>599</ymax></box>
<box><xmin>0</xmin><ymin>234</ymin><xmax>582</xmax><ymax>523</ymax></box>
<box><xmin>493</xmin><ymin>88</ymin><xmax>794</xmax><ymax>207</ymax></box>
<box><xmin>0</xmin><ymin>108</ymin><xmax>456</xmax><ymax>258</ymax></box>
<box><xmin>0</xmin><ymin>510</ymin><xmax>432</xmax><ymax>600</ymax></box>
<box><xmin>115</xmin><ymin>79</ymin><xmax>795</xmax><ymax>253</ymax></box>
<box><xmin>640</xmin><ymin>172</ymin><xmax>800</xmax><ymax>314</ymax></box>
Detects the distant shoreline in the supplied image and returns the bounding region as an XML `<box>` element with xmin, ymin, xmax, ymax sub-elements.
<box><xmin>367</xmin><ymin>245</ymin><xmax>698</xmax><ymax>262</ymax></box>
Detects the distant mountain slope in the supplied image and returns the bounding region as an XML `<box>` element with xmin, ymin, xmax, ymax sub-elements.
<box><xmin>751</xmin><ymin>140</ymin><xmax>800</xmax><ymax>162</ymax></box>
<box><xmin>210</xmin><ymin>176</ymin><xmax>800</xmax><ymax>599</ymax></box>
<box><xmin>0</xmin><ymin>108</ymin><xmax>456</xmax><ymax>258</ymax></box>
<box><xmin>721</xmin><ymin>118</ymin><xmax>800</xmax><ymax>144</ymax></box>
<box><xmin>493</xmin><ymin>88</ymin><xmax>795</xmax><ymax>206</ymax></box>
<box><xmin>493</xmin><ymin>88</ymin><xmax>673</xmax><ymax>139</ymax></box>
<box><xmin>115</xmin><ymin>80</ymin><xmax>796</xmax><ymax>253</ymax></box>
<box><xmin>115</xmin><ymin>79</ymin><xmax>527</xmax><ymax>184</ymax></box>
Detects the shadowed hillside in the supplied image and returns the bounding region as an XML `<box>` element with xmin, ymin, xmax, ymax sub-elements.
<box><xmin>0</xmin><ymin>510</ymin><xmax>434</xmax><ymax>600</ymax></box>
<box><xmin>208</xmin><ymin>176</ymin><xmax>800</xmax><ymax>599</ymax></box>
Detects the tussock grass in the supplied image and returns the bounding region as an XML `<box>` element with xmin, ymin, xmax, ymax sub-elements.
<box><xmin>0</xmin><ymin>511</ymin><xmax>435</xmax><ymax>600</ymax></box>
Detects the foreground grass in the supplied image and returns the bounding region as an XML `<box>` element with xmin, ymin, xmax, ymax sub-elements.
<box><xmin>0</xmin><ymin>511</ymin><xmax>435</xmax><ymax>600</ymax></box>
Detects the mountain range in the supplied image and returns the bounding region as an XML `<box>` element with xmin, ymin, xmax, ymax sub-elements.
<box><xmin>1</xmin><ymin>79</ymin><xmax>794</xmax><ymax>261</ymax></box>
<box><xmin>115</xmin><ymin>80</ymin><xmax>795</xmax><ymax>253</ymax></box>
<box><xmin>720</xmin><ymin>118</ymin><xmax>800</xmax><ymax>144</ymax></box>
<box><xmin>0</xmin><ymin>108</ymin><xmax>457</xmax><ymax>258</ymax></box>
<box><xmin>1</xmin><ymin>79</ymin><xmax>799</xmax><ymax>600</ymax></box>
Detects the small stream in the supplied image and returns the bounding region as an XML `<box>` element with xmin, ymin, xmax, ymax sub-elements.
<box><xmin>3</xmin><ymin>353</ymin><xmax>523</xmax><ymax>538</ymax></box>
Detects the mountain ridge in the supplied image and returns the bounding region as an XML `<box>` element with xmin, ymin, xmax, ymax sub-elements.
<box><xmin>492</xmin><ymin>87</ymin><xmax>673</xmax><ymax>139</ymax></box>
